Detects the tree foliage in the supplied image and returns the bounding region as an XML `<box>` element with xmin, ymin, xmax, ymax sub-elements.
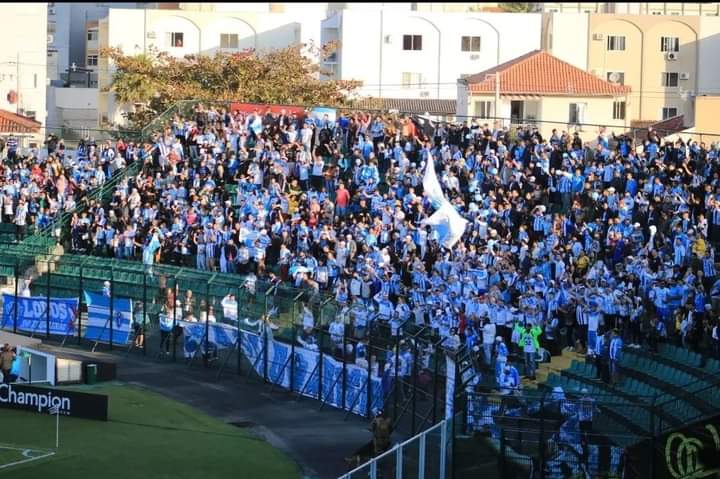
<box><xmin>498</xmin><ymin>3</ymin><xmax>537</xmax><ymax>13</ymax></box>
<box><xmin>100</xmin><ymin>42</ymin><xmax>361</xmax><ymax>128</ymax></box>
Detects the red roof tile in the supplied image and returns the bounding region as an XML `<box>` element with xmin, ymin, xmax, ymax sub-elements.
<box><xmin>0</xmin><ymin>109</ymin><xmax>41</xmax><ymax>134</ymax></box>
<box><xmin>352</xmin><ymin>97</ymin><xmax>456</xmax><ymax>115</ymax></box>
<box><xmin>465</xmin><ymin>50</ymin><xmax>631</xmax><ymax>97</ymax></box>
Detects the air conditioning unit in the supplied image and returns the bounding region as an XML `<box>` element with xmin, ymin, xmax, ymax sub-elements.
<box><xmin>419</xmin><ymin>91</ymin><xmax>430</xmax><ymax>98</ymax></box>
<box><xmin>608</xmin><ymin>72</ymin><xmax>621</xmax><ymax>83</ymax></box>
<box><xmin>592</xmin><ymin>33</ymin><xmax>605</xmax><ymax>41</ymax></box>
<box><xmin>666</xmin><ymin>51</ymin><xmax>679</xmax><ymax>61</ymax></box>
<box><xmin>146</xmin><ymin>31</ymin><xmax>156</xmax><ymax>39</ymax></box>
<box><xmin>469</xmin><ymin>54</ymin><xmax>480</xmax><ymax>60</ymax></box>
<box><xmin>679</xmin><ymin>72</ymin><xmax>690</xmax><ymax>80</ymax></box>
<box><xmin>384</xmin><ymin>35</ymin><xmax>392</xmax><ymax>44</ymax></box>
<box><xmin>48</xmin><ymin>6</ymin><xmax>56</xmax><ymax>15</ymax></box>
<box><xmin>47</xmin><ymin>34</ymin><xmax>54</xmax><ymax>44</ymax></box>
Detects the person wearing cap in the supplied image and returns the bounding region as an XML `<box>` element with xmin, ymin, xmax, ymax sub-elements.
<box><xmin>498</xmin><ymin>363</ymin><xmax>520</xmax><ymax>395</ymax></box>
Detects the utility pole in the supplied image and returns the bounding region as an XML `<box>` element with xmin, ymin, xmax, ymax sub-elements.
<box><xmin>16</xmin><ymin>52</ymin><xmax>20</xmax><ymax>115</ymax></box>
<box><xmin>485</xmin><ymin>73</ymin><xmax>501</xmax><ymax>125</ymax></box>
<box><xmin>495</xmin><ymin>72</ymin><xmax>500</xmax><ymax>122</ymax></box>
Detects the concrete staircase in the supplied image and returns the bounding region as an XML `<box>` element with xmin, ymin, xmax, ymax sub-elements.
<box><xmin>521</xmin><ymin>348</ymin><xmax>585</xmax><ymax>388</ymax></box>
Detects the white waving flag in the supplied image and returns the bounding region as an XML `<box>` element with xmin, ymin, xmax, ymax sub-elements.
<box><xmin>422</xmin><ymin>161</ymin><xmax>468</xmax><ymax>249</ymax></box>
<box><xmin>423</xmin><ymin>159</ymin><xmax>446</xmax><ymax>209</ymax></box>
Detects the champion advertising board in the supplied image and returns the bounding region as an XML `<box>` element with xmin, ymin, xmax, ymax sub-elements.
<box><xmin>0</xmin><ymin>383</ymin><xmax>108</xmax><ymax>421</ymax></box>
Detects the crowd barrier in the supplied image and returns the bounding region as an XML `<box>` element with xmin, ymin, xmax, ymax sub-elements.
<box><xmin>0</xmin><ymin>254</ymin><xmax>456</xmax><ymax>428</ymax></box>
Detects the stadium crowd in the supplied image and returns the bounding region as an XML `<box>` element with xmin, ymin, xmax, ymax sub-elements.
<box><xmin>0</xmin><ymin>132</ymin><xmax>138</xmax><ymax>242</ymax></box>
<box><xmin>18</xmin><ymin>102</ymin><xmax>720</xmax><ymax>392</ymax></box>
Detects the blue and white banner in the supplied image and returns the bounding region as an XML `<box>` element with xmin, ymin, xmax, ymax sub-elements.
<box><xmin>83</xmin><ymin>291</ymin><xmax>133</xmax><ymax>345</ymax></box>
<box><xmin>181</xmin><ymin>321</ymin><xmax>239</xmax><ymax>358</ymax></box>
<box><xmin>446</xmin><ymin>355</ymin><xmax>456</xmax><ymax>420</ymax></box>
<box><xmin>1</xmin><ymin>294</ymin><xmax>78</xmax><ymax>336</ymax></box>
<box><xmin>240</xmin><ymin>331</ymin><xmax>383</xmax><ymax>417</ymax></box>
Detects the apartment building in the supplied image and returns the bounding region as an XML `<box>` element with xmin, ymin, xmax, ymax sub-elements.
<box><xmin>541</xmin><ymin>2</ymin><xmax>720</xmax><ymax>15</ymax></box>
<box><xmin>320</xmin><ymin>9</ymin><xmax>542</xmax><ymax>101</ymax></box>
<box><xmin>544</xmin><ymin>12</ymin><xmax>720</xmax><ymax>125</ymax></box>
<box><xmin>0</xmin><ymin>2</ymin><xmax>47</xmax><ymax>137</ymax></box>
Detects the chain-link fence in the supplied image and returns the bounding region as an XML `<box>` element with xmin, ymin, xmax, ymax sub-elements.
<box><xmin>0</xmin><ymin>252</ymin><xmax>460</xmax><ymax>429</ymax></box>
<box><xmin>463</xmin><ymin>389</ymin><xmax>662</xmax><ymax>479</ymax></box>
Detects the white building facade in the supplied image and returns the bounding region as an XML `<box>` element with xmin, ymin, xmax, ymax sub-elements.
<box><xmin>48</xmin><ymin>2</ymin><xmax>140</xmax><ymax>83</ymax></box>
<box><xmin>0</xmin><ymin>2</ymin><xmax>48</xmax><ymax>130</ymax></box>
<box><xmin>320</xmin><ymin>9</ymin><xmax>543</xmax><ymax>100</ymax></box>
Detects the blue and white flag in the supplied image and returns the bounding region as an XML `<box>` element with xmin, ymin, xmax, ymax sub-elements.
<box><xmin>422</xmin><ymin>160</ymin><xmax>468</xmax><ymax>249</ymax></box>
<box><xmin>181</xmin><ymin>321</ymin><xmax>239</xmax><ymax>358</ymax></box>
<box><xmin>1</xmin><ymin>294</ymin><xmax>78</xmax><ymax>336</ymax></box>
<box><xmin>83</xmin><ymin>291</ymin><xmax>133</xmax><ymax>345</ymax></box>
<box><xmin>239</xmin><ymin>331</ymin><xmax>383</xmax><ymax>417</ymax></box>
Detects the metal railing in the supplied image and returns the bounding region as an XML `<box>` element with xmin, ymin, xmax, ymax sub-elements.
<box><xmin>0</xmin><ymin>253</ymin><xmax>454</xmax><ymax>424</ymax></box>
<box><xmin>339</xmin><ymin>416</ymin><xmax>453</xmax><ymax>479</ymax></box>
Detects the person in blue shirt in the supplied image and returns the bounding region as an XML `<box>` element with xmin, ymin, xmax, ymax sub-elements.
<box><xmin>499</xmin><ymin>364</ymin><xmax>520</xmax><ymax>395</ymax></box>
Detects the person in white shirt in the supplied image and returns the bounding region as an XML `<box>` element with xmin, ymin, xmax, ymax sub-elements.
<box><xmin>301</xmin><ymin>303</ymin><xmax>314</xmax><ymax>330</ymax></box>
<box><xmin>298</xmin><ymin>326</ymin><xmax>319</xmax><ymax>351</ymax></box>
<box><xmin>329</xmin><ymin>316</ymin><xmax>345</xmax><ymax>357</ymax></box>
<box><xmin>221</xmin><ymin>294</ymin><xmax>238</xmax><ymax>322</ymax></box>
<box><xmin>21</xmin><ymin>279</ymin><xmax>31</xmax><ymax>298</ymax></box>
<box><xmin>481</xmin><ymin>317</ymin><xmax>496</xmax><ymax>366</ymax></box>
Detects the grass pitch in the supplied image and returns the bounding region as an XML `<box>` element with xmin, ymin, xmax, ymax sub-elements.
<box><xmin>0</xmin><ymin>383</ymin><xmax>300</xmax><ymax>479</ymax></box>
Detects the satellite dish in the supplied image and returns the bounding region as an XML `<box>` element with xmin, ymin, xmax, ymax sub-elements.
<box><xmin>608</xmin><ymin>72</ymin><xmax>621</xmax><ymax>83</ymax></box>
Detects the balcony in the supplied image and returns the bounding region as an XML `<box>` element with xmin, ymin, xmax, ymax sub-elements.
<box><xmin>322</xmin><ymin>52</ymin><xmax>338</xmax><ymax>65</ymax></box>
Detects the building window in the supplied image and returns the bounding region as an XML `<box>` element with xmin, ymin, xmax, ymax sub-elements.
<box><xmin>474</xmin><ymin>101</ymin><xmax>492</xmax><ymax>118</ymax></box>
<box><xmin>166</xmin><ymin>32</ymin><xmax>184</xmax><ymax>48</ymax></box>
<box><xmin>606</xmin><ymin>71</ymin><xmax>625</xmax><ymax>84</ymax></box>
<box><xmin>662</xmin><ymin>72</ymin><xmax>679</xmax><ymax>87</ymax></box>
<box><xmin>220</xmin><ymin>33</ymin><xmax>239</xmax><ymax>49</ymax></box>
<box><xmin>24</xmin><ymin>110</ymin><xmax>36</xmax><ymax>120</ymax></box>
<box><xmin>612</xmin><ymin>101</ymin><xmax>626</xmax><ymax>120</ymax></box>
<box><xmin>401</xmin><ymin>72</ymin><xmax>424</xmax><ymax>88</ymax></box>
<box><xmin>461</xmin><ymin>36</ymin><xmax>481</xmax><ymax>52</ymax></box>
<box><xmin>87</xmin><ymin>29</ymin><xmax>98</xmax><ymax>41</ymax></box>
<box><xmin>662</xmin><ymin>107</ymin><xmax>678</xmax><ymax>119</ymax></box>
<box><xmin>606</xmin><ymin>35</ymin><xmax>626</xmax><ymax>51</ymax></box>
<box><xmin>87</xmin><ymin>55</ymin><xmax>98</xmax><ymax>66</ymax></box>
<box><xmin>660</xmin><ymin>36</ymin><xmax>680</xmax><ymax>52</ymax></box>
<box><xmin>402</xmin><ymin>34</ymin><xmax>422</xmax><ymax>51</ymax></box>
<box><xmin>568</xmin><ymin>102</ymin><xmax>587</xmax><ymax>124</ymax></box>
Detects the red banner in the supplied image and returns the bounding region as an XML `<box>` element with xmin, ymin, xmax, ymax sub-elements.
<box><xmin>229</xmin><ymin>103</ymin><xmax>306</xmax><ymax>117</ymax></box>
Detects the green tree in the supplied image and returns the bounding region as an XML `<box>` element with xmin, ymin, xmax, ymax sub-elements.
<box><xmin>498</xmin><ymin>3</ymin><xmax>537</xmax><ymax>13</ymax></box>
<box><xmin>100</xmin><ymin>42</ymin><xmax>361</xmax><ymax>128</ymax></box>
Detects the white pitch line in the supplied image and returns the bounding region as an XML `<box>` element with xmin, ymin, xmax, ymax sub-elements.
<box><xmin>0</xmin><ymin>448</ymin><xmax>55</xmax><ymax>469</ymax></box>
